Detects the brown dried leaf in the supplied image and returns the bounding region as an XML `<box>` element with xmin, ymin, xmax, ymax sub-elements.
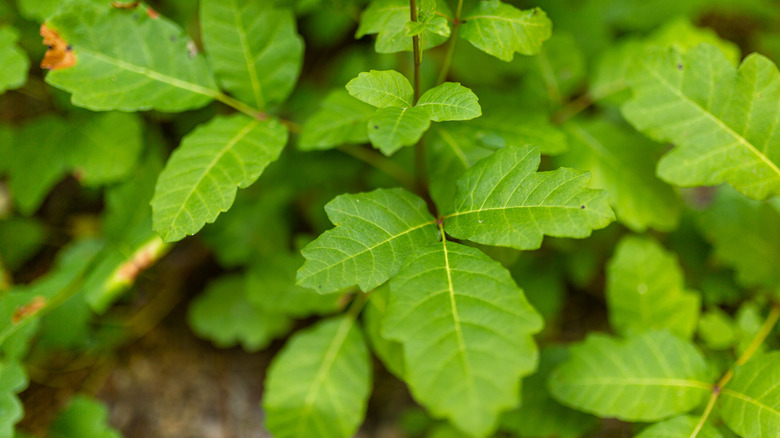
<box><xmin>40</xmin><ymin>24</ymin><xmax>76</xmax><ymax>70</ymax></box>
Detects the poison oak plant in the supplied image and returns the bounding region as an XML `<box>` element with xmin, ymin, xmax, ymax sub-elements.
<box><xmin>0</xmin><ymin>0</ymin><xmax>779</xmax><ymax>437</ymax></box>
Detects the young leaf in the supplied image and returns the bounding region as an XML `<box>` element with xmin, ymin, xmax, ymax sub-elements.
<box><xmin>297</xmin><ymin>188</ymin><xmax>438</xmax><ymax>293</ymax></box>
<box><xmin>383</xmin><ymin>241</ymin><xmax>543</xmax><ymax>437</ymax></box>
<box><xmin>264</xmin><ymin>316</ymin><xmax>372</xmax><ymax>438</ymax></box>
<box><xmin>697</xmin><ymin>186</ymin><xmax>780</xmax><ymax>290</ymax></box>
<box><xmin>151</xmin><ymin>114</ymin><xmax>287</xmax><ymax>242</ymax></box>
<box><xmin>200</xmin><ymin>0</ymin><xmax>303</xmax><ymax>110</ymax></box>
<box><xmin>720</xmin><ymin>352</ymin><xmax>780</xmax><ymax>438</ymax></box>
<box><xmin>0</xmin><ymin>26</ymin><xmax>29</xmax><ymax>93</ymax></box>
<box><xmin>635</xmin><ymin>415</ymin><xmax>722</xmax><ymax>438</ymax></box>
<box><xmin>559</xmin><ymin>119</ymin><xmax>681</xmax><ymax>232</ymax></box>
<box><xmin>299</xmin><ymin>90</ymin><xmax>375</xmax><ymax>150</ymax></box>
<box><xmin>48</xmin><ymin>396</ymin><xmax>121</xmax><ymax>438</ymax></box>
<box><xmin>356</xmin><ymin>0</ymin><xmax>451</xmax><ymax>53</ymax></box>
<box><xmin>368</xmin><ymin>106</ymin><xmax>431</xmax><ymax>155</ymax></box>
<box><xmin>606</xmin><ymin>236</ymin><xmax>700</xmax><ymax>339</ymax></box>
<box><xmin>46</xmin><ymin>0</ymin><xmax>218</xmax><ymax>112</ymax></box>
<box><xmin>622</xmin><ymin>44</ymin><xmax>780</xmax><ymax>200</ymax></box>
<box><xmin>416</xmin><ymin>82</ymin><xmax>482</xmax><ymax>122</ymax></box>
<box><xmin>346</xmin><ymin>70</ymin><xmax>413</xmax><ymax>108</ymax></box>
<box><xmin>444</xmin><ymin>145</ymin><xmax>615</xmax><ymax>250</ymax></box>
<box><xmin>548</xmin><ymin>331</ymin><xmax>712</xmax><ymax>421</ymax></box>
<box><xmin>187</xmin><ymin>275</ymin><xmax>292</xmax><ymax>351</ymax></box>
<box><xmin>460</xmin><ymin>2</ymin><xmax>552</xmax><ymax>62</ymax></box>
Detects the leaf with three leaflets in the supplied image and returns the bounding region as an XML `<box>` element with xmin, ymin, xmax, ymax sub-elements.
<box><xmin>299</xmin><ymin>90</ymin><xmax>375</xmax><ymax>150</ymax></box>
<box><xmin>45</xmin><ymin>0</ymin><xmax>217</xmax><ymax>112</ymax></box>
<box><xmin>720</xmin><ymin>352</ymin><xmax>780</xmax><ymax>438</ymax></box>
<box><xmin>297</xmin><ymin>188</ymin><xmax>438</xmax><ymax>293</ymax></box>
<box><xmin>460</xmin><ymin>1</ymin><xmax>552</xmax><ymax>62</ymax></box>
<box><xmin>200</xmin><ymin>0</ymin><xmax>303</xmax><ymax>110</ymax></box>
<box><xmin>606</xmin><ymin>236</ymin><xmax>700</xmax><ymax>339</ymax></box>
<box><xmin>384</xmin><ymin>241</ymin><xmax>543</xmax><ymax>437</ymax></box>
<box><xmin>622</xmin><ymin>43</ymin><xmax>780</xmax><ymax>200</ymax></box>
<box><xmin>444</xmin><ymin>145</ymin><xmax>615</xmax><ymax>250</ymax></box>
<box><xmin>151</xmin><ymin>114</ymin><xmax>287</xmax><ymax>242</ymax></box>
<box><xmin>549</xmin><ymin>331</ymin><xmax>712</xmax><ymax>421</ymax></box>
<box><xmin>356</xmin><ymin>0</ymin><xmax>451</xmax><ymax>53</ymax></box>
<box><xmin>0</xmin><ymin>26</ymin><xmax>29</xmax><ymax>93</ymax></box>
<box><xmin>264</xmin><ymin>316</ymin><xmax>372</xmax><ymax>438</ymax></box>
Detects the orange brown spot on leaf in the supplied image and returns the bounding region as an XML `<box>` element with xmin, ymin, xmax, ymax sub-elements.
<box><xmin>111</xmin><ymin>0</ymin><xmax>141</xmax><ymax>8</ymax></box>
<box><xmin>146</xmin><ymin>7</ymin><xmax>159</xmax><ymax>19</ymax></box>
<box><xmin>40</xmin><ymin>24</ymin><xmax>76</xmax><ymax>70</ymax></box>
<box><xmin>12</xmin><ymin>296</ymin><xmax>46</xmax><ymax>324</ymax></box>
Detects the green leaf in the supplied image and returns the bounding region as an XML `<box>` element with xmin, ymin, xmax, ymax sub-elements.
<box><xmin>0</xmin><ymin>218</ymin><xmax>46</xmax><ymax>271</ymax></box>
<box><xmin>560</xmin><ymin>119</ymin><xmax>681</xmax><ymax>232</ymax></box>
<box><xmin>363</xmin><ymin>285</ymin><xmax>405</xmax><ymax>378</ymax></box>
<box><xmin>299</xmin><ymin>90</ymin><xmax>375</xmax><ymax>150</ymax></box>
<box><xmin>460</xmin><ymin>2</ymin><xmax>552</xmax><ymax>62</ymax></box>
<box><xmin>622</xmin><ymin>44</ymin><xmax>780</xmax><ymax>200</ymax></box>
<box><xmin>606</xmin><ymin>236</ymin><xmax>700</xmax><ymax>339</ymax></box>
<box><xmin>345</xmin><ymin>70</ymin><xmax>413</xmax><ymax>108</ymax></box>
<box><xmin>406</xmin><ymin>16</ymin><xmax>450</xmax><ymax>39</ymax></box>
<box><xmin>46</xmin><ymin>0</ymin><xmax>218</xmax><ymax>112</ymax></box>
<box><xmin>549</xmin><ymin>331</ymin><xmax>712</xmax><ymax>421</ymax></box>
<box><xmin>356</xmin><ymin>0</ymin><xmax>450</xmax><ymax>53</ymax></box>
<box><xmin>68</xmin><ymin>112</ymin><xmax>144</xmax><ymax>186</ymax></box>
<box><xmin>384</xmin><ymin>241</ymin><xmax>543</xmax><ymax>437</ymax></box>
<box><xmin>151</xmin><ymin>114</ymin><xmax>287</xmax><ymax>242</ymax></box>
<box><xmin>247</xmin><ymin>252</ymin><xmax>342</xmax><ymax>318</ymax></box>
<box><xmin>417</xmin><ymin>82</ymin><xmax>482</xmax><ymax>122</ymax></box>
<box><xmin>0</xmin><ymin>361</ymin><xmax>27</xmax><ymax>438</ymax></box>
<box><xmin>200</xmin><ymin>0</ymin><xmax>303</xmax><ymax>110</ymax></box>
<box><xmin>15</xmin><ymin>0</ymin><xmax>60</xmax><ymax>21</ymax></box>
<box><xmin>0</xmin><ymin>26</ymin><xmax>29</xmax><ymax>93</ymax></box>
<box><xmin>48</xmin><ymin>396</ymin><xmax>121</xmax><ymax>438</ymax></box>
<box><xmin>297</xmin><ymin>188</ymin><xmax>438</xmax><ymax>293</ymax></box>
<box><xmin>720</xmin><ymin>352</ymin><xmax>780</xmax><ymax>438</ymax></box>
<box><xmin>697</xmin><ymin>186</ymin><xmax>780</xmax><ymax>290</ymax></box>
<box><xmin>444</xmin><ymin>145</ymin><xmax>615</xmax><ymax>250</ymax></box>
<box><xmin>697</xmin><ymin>308</ymin><xmax>737</xmax><ymax>350</ymax></box>
<box><xmin>636</xmin><ymin>415</ymin><xmax>723</xmax><ymax>438</ymax></box>
<box><xmin>187</xmin><ymin>274</ymin><xmax>292</xmax><ymax>351</ymax></box>
<box><xmin>368</xmin><ymin>106</ymin><xmax>431</xmax><ymax>155</ymax></box>
<box><xmin>500</xmin><ymin>347</ymin><xmax>598</xmax><ymax>438</ymax></box>
<box><xmin>264</xmin><ymin>316</ymin><xmax>372</xmax><ymax>438</ymax></box>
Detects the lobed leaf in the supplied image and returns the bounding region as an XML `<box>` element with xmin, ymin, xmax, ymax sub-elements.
<box><xmin>356</xmin><ymin>0</ymin><xmax>450</xmax><ymax>53</ymax></box>
<box><xmin>460</xmin><ymin>1</ymin><xmax>551</xmax><ymax>62</ymax></box>
<box><xmin>560</xmin><ymin>119</ymin><xmax>681</xmax><ymax>232</ymax></box>
<box><xmin>346</xmin><ymin>70</ymin><xmax>414</xmax><ymax>108</ymax></box>
<box><xmin>46</xmin><ymin>0</ymin><xmax>217</xmax><ymax>112</ymax></box>
<box><xmin>623</xmin><ymin>44</ymin><xmax>780</xmax><ymax>200</ymax></box>
<box><xmin>48</xmin><ymin>396</ymin><xmax>121</xmax><ymax>438</ymax></box>
<box><xmin>384</xmin><ymin>241</ymin><xmax>543</xmax><ymax>437</ymax></box>
<box><xmin>417</xmin><ymin>82</ymin><xmax>482</xmax><ymax>122</ymax></box>
<box><xmin>264</xmin><ymin>316</ymin><xmax>372</xmax><ymax>438</ymax></box>
<box><xmin>549</xmin><ymin>331</ymin><xmax>712</xmax><ymax>421</ymax></box>
<box><xmin>297</xmin><ymin>188</ymin><xmax>438</xmax><ymax>293</ymax></box>
<box><xmin>0</xmin><ymin>26</ymin><xmax>29</xmax><ymax>93</ymax></box>
<box><xmin>606</xmin><ymin>236</ymin><xmax>700</xmax><ymax>339</ymax></box>
<box><xmin>720</xmin><ymin>352</ymin><xmax>780</xmax><ymax>438</ymax></box>
<box><xmin>299</xmin><ymin>90</ymin><xmax>375</xmax><ymax>150</ymax></box>
<box><xmin>151</xmin><ymin>114</ymin><xmax>287</xmax><ymax>242</ymax></box>
<box><xmin>368</xmin><ymin>106</ymin><xmax>431</xmax><ymax>155</ymax></box>
<box><xmin>200</xmin><ymin>0</ymin><xmax>303</xmax><ymax>110</ymax></box>
<box><xmin>0</xmin><ymin>361</ymin><xmax>27</xmax><ymax>438</ymax></box>
<box><xmin>444</xmin><ymin>145</ymin><xmax>615</xmax><ymax>250</ymax></box>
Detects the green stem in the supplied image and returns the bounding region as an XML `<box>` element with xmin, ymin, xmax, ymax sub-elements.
<box><xmin>688</xmin><ymin>302</ymin><xmax>780</xmax><ymax>437</ymax></box>
<box><xmin>212</xmin><ymin>91</ymin><xmax>268</xmax><ymax>120</ymax></box>
<box><xmin>436</xmin><ymin>0</ymin><xmax>464</xmax><ymax>84</ymax></box>
<box><xmin>410</xmin><ymin>0</ymin><xmax>421</xmax><ymax>103</ymax></box>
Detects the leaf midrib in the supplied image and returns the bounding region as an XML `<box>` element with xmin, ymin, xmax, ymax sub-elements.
<box><xmin>228</xmin><ymin>0</ymin><xmax>265</xmax><ymax>109</ymax></box>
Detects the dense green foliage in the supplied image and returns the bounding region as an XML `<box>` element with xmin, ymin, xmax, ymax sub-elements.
<box><xmin>1</xmin><ymin>0</ymin><xmax>780</xmax><ymax>437</ymax></box>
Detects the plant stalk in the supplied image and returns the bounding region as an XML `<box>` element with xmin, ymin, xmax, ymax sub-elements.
<box><xmin>436</xmin><ymin>0</ymin><xmax>464</xmax><ymax>84</ymax></box>
<box><xmin>410</xmin><ymin>0</ymin><xmax>421</xmax><ymax>103</ymax></box>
